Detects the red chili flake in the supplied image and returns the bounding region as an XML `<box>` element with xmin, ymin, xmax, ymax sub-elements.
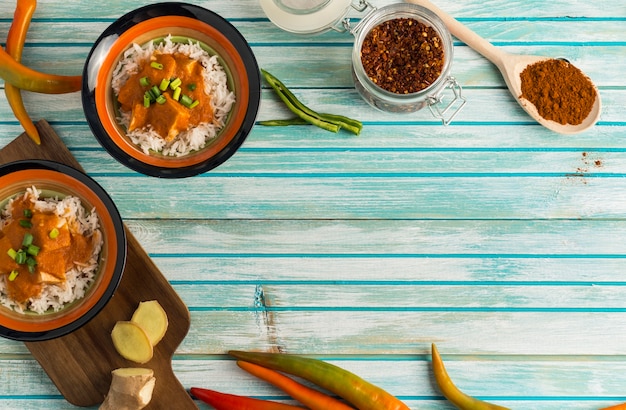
<box><xmin>360</xmin><ymin>17</ymin><xmax>445</xmax><ymax>94</ymax></box>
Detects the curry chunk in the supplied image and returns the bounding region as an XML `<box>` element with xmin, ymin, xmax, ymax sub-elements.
<box><xmin>0</xmin><ymin>202</ymin><xmax>96</xmax><ymax>304</ymax></box>
<box><xmin>30</xmin><ymin>213</ymin><xmax>70</xmax><ymax>252</ymax></box>
<box><xmin>129</xmin><ymin>96</ymin><xmax>191</xmax><ymax>142</ymax></box>
<box><xmin>117</xmin><ymin>51</ymin><xmax>214</xmax><ymax>142</ymax></box>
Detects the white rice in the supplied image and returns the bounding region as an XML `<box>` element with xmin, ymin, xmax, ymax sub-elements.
<box><xmin>0</xmin><ymin>187</ymin><xmax>103</xmax><ymax>314</ymax></box>
<box><xmin>111</xmin><ymin>35</ymin><xmax>236</xmax><ymax>156</ymax></box>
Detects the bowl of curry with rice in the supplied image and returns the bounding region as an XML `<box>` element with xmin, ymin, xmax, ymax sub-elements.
<box><xmin>0</xmin><ymin>160</ymin><xmax>126</xmax><ymax>341</ymax></box>
<box><xmin>82</xmin><ymin>2</ymin><xmax>261</xmax><ymax>178</ymax></box>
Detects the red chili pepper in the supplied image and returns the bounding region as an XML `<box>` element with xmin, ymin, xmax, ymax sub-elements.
<box><xmin>237</xmin><ymin>360</ymin><xmax>355</xmax><ymax>410</ymax></box>
<box><xmin>229</xmin><ymin>350</ymin><xmax>409</xmax><ymax>410</ymax></box>
<box><xmin>189</xmin><ymin>387</ymin><xmax>305</xmax><ymax>410</ymax></box>
<box><xmin>431</xmin><ymin>344</ymin><xmax>510</xmax><ymax>410</ymax></box>
<box><xmin>5</xmin><ymin>0</ymin><xmax>40</xmax><ymax>144</ymax></box>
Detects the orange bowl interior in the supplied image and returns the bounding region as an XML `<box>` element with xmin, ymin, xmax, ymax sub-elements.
<box><xmin>95</xmin><ymin>15</ymin><xmax>250</xmax><ymax>169</ymax></box>
<box><xmin>0</xmin><ymin>170</ymin><xmax>120</xmax><ymax>333</ymax></box>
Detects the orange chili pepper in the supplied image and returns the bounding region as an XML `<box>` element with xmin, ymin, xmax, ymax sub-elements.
<box><xmin>0</xmin><ymin>41</ymin><xmax>81</xmax><ymax>94</ymax></box>
<box><xmin>599</xmin><ymin>403</ymin><xmax>626</xmax><ymax>410</ymax></box>
<box><xmin>189</xmin><ymin>387</ymin><xmax>305</xmax><ymax>410</ymax></box>
<box><xmin>229</xmin><ymin>350</ymin><xmax>409</xmax><ymax>410</ymax></box>
<box><xmin>431</xmin><ymin>344</ymin><xmax>510</xmax><ymax>410</ymax></box>
<box><xmin>5</xmin><ymin>0</ymin><xmax>40</xmax><ymax>144</ymax></box>
<box><xmin>237</xmin><ymin>360</ymin><xmax>355</xmax><ymax>410</ymax></box>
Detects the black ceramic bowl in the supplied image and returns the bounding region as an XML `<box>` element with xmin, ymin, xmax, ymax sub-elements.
<box><xmin>0</xmin><ymin>160</ymin><xmax>126</xmax><ymax>341</ymax></box>
<box><xmin>82</xmin><ymin>3</ymin><xmax>261</xmax><ymax>178</ymax></box>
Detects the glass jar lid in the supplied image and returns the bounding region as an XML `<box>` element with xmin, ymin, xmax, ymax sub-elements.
<box><xmin>259</xmin><ymin>0</ymin><xmax>354</xmax><ymax>34</ymax></box>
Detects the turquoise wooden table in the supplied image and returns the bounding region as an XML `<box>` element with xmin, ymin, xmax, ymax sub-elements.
<box><xmin>1</xmin><ymin>0</ymin><xmax>625</xmax><ymax>408</ymax></box>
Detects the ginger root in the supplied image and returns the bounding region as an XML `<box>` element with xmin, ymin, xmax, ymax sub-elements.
<box><xmin>131</xmin><ymin>300</ymin><xmax>169</xmax><ymax>346</ymax></box>
<box><xmin>99</xmin><ymin>367</ymin><xmax>156</xmax><ymax>410</ymax></box>
<box><xmin>111</xmin><ymin>300</ymin><xmax>169</xmax><ymax>364</ymax></box>
<box><xmin>111</xmin><ymin>321</ymin><xmax>154</xmax><ymax>364</ymax></box>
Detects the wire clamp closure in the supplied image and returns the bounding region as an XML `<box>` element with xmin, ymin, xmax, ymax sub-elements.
<box><xmin>427</xmin><ymin>77</ymin><xmax>466</xmax><ymax>125</ymax></box>
<box><xmin>340</xmin><ymin>0</ymin><xmax>377</xmax><ymax>33</ymax></box>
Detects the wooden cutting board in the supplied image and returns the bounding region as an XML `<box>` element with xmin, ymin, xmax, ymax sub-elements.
<box><xmin>0</xmin><ymin>120</ymin><xmax>197</xmax><ymax>409</ymax></box>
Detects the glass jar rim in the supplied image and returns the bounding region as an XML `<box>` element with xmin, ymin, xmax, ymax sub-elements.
<box><xmin>259</xmin><ymin>0</ymin><xmax>353</xmax><ymax>34</ymax></box>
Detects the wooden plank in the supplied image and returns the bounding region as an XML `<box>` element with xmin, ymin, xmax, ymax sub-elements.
<box><xmin>1</xmin><ymin>87</ymin><xmax>623</xmax><ymax>129</ymax></box>
<box><xmin>0</xmin><ymin>0</ymin><xmax>620</xmax><ymax>19</ymax></box>
<box><xmin>2</xmin><ymin>19</ymin><xmax>624</xmax><ymax>45</ymax></box>
<box><xmin>82</xmin><ymin>175</ymin><xmax>626</xmax><ymax>219</ymax></box>
<box><xmin>2</xmin><ymin>356</ymin><xmax>626</xmax><ymax>406</ymax></box>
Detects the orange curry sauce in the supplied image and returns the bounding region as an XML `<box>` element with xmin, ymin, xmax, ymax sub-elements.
<box><xmin>0</xmin><ymin>197</ymin><xmax>94</xmax><ymax>305</ymax></box>
<box><xmin>117</xmin><ymin>52</ymin><xmax>214</xmax><ymax>141</ymax></box>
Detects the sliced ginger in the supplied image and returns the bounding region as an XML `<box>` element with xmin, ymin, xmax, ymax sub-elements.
<box><xmin>99</xmin><ymin>367</ymin><xmax>156</xmax><ymax>410</ymax></box>
<box><xmin>111</xmin><ymin>321</ymin><xmax>154</xmax><ymax>364</ymax></box>
<box><xmin>131</xmin><ymin>300</ymin><xmax>168</xmax><ymax>345</ymax></box>
<box><xmin>111</xmin><ymin>300</ymin><xmax>168</xmax><ymax>364</ymax></box>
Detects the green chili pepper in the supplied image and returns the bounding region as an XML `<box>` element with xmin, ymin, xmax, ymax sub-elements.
<box><xmin>228</xmin><ymin>350</ymin><xmax>410</xmax><ymax>410</ymax></box>
<box><xmin>259</xmin><ymin>118</ymin><xmax>309</xmax><ymax>126</ymax></box>
<box><xmin>318</xmin><ymin>112</ymin><xmax>363</xmax><ymax>135</ymax></box>
<box><xmin>189</xmin><ymin>387</ymin><xmax>303</xmax><ymax>410</ymax></box>
<box><xmin>261</xmin><ymin>69</ymin><xmax>344</xmax><ymax>134</ymax></box>
<box><xmin>431</xmin><ymin>344</ymin><xmax>510</xmax><ymax>410</ymax></box>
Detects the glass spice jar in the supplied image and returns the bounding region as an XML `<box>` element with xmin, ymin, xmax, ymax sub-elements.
<box><xmin>259</xmin><ymin>0</ymin><xmax>370</xmax><ymax>35</ymax></box>
<box><xmin>350</xmin><ymin>3</ymin><xmax>465</xmax><ymax>123</ymax></box>
<box><xmin>259</xmin><ymin>0</ymin><xmax>466</xmax><ymax>124</ymax></box>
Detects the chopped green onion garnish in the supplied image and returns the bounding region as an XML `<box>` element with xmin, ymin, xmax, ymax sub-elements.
<box><xmin>26</xmin><ymin>244</ymin><xmax>40</xmax><ymax>257</ymax></box>
<box><xmin>189</xmin><ymin>100</ymin><xmax>200</xmax><ymax>109</ymax></box>
<box><xmin>49</xmin><ymin>228</ymin><xmax>59</xmax><ymax>239</ymax></box>
<box><xmin>19</xmin><ymin>219</ymin><xmax>32</xmax><ymax>228</ymax></box>
<box><xmin>23</xmin><ymin>209</ymin><xmax>32</xmax><ymax>218</ymax></box>
<box><xmin>150</xmin><ymin>61</ymin><xmax>163</xmax><ymax>70</ymax></box>
<box><xmin>172</xmin><ymin>87</ymin><xmax>182</xmax><ymax>101</ymax></box>
<box><xmin>8</xmin><ymin>270</ymin><xmax>18</xmax><ymax>281</ymax></box>
<box><xmin>15</xmin><ymin>250</ymin><xmax>27</xmax><ymax>264</ymax></box>
<box><xmin>159</xmin><ymin>78</ymin><xmax>171</xmax><ymax>91</ymax></box>
<box><xmin>180</xmin><ymin>94</ymin><xmax>193</xmax><ymax>108</ymax></box>
<box><xmin>140</xmin><ymin>76</ymin><xmax>150</xmax><ymax>87</ymax></box>
<box><xmin>169</xmin><ymin>77</ymin><xmax>182</xmax><ymax>90</ymax></box>
<box><xmin>143</xmin><ymin>93</ymin><xmax>151</xmax><ymax>107</ymax></box>
<box><xmin>7</xmin><ymin>248</ymin><xmax>17</xmax><ymax>260</ymax></box>
<box><xmin>187</xmin><ymin>83</ymin><xmax>196</xmax><ymax>91</ymax></box>
<box><xmin>22</xmin><ymin>233</ymin><xmax>33</xmax><ymax>247</ymax></box>
<box><xmin>150</xmin><ymin>85</ymin><xmax>161</xmax><ymax>98</ymax></box>
<box><xmin>26</xmin><ymin>257</ymin><xmax>36</xmax><ymax>273</ymax></box>
<box><xmin>156</xmin><ymin>95</ymin><xmax>167</xmax><ymax>105</ymax></box>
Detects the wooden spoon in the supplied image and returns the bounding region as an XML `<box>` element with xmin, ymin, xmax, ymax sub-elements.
<box><xmin>405</xmin><ymin>0</ymin><xmax>601</xmax><ymax>134</ymax></box>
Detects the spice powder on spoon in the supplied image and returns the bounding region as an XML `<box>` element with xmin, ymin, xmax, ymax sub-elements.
<box><xmin>520</xmin><ymin>59</ymin><xmax>597</xmax><ymax>126</ymax></box>
<box><xmin>360</xmin><ymin>17</ymin><xmax>445</xmax><ymax>94</ymax></box>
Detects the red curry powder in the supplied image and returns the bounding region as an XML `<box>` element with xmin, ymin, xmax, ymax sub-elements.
<box><xmin>520</xmin><ymin>59</ymin><xmax>596</xmax><ymax>126</ymax></box>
